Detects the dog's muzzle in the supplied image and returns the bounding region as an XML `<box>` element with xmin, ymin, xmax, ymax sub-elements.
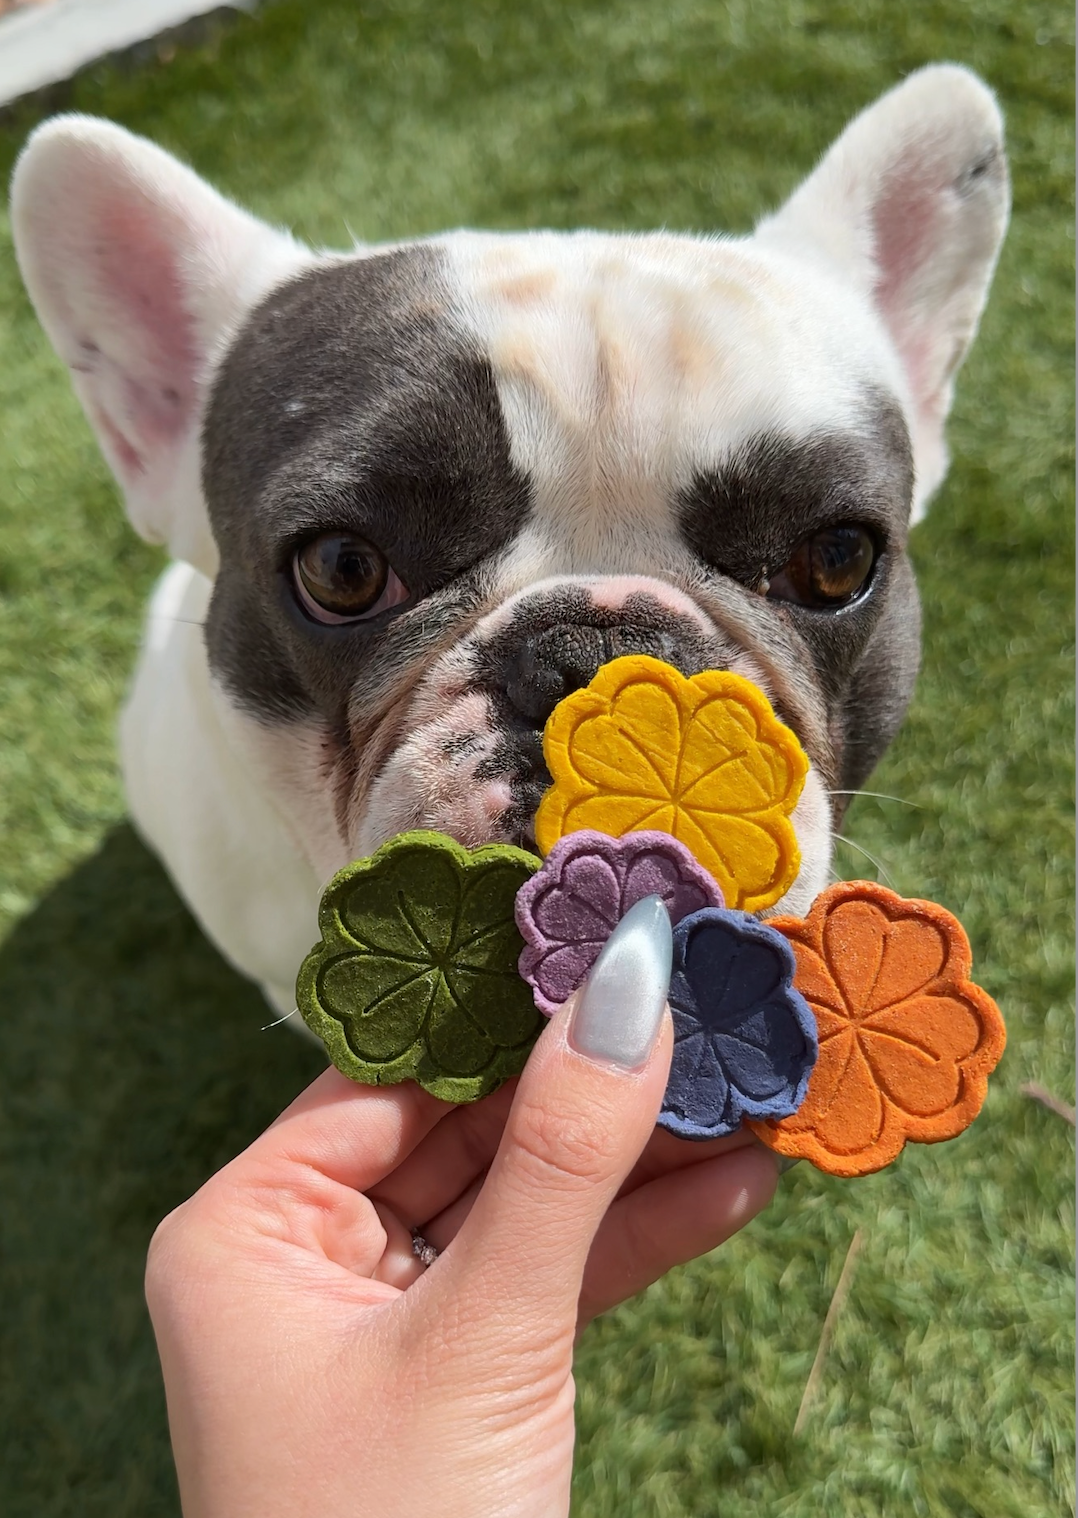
<box><xmin>356</xmin><ymin>579</ymin><xmax>749</xmax><ymax>858</ymax></box>
<box><xmin>471</xmin><ymin>591</ymin><xmax>724</xmax><ymax>844</ymax></box>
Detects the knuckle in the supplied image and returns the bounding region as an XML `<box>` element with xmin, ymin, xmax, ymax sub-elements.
<box><xmin>144</xmin><ymin>1200</ymin><xmax>197</xmax><ymax>1310</ymax></box>
<box><xmin>509</xmin><ymin>1088</ymin><xmax>623</xmax><ymax>1190</ymax></box>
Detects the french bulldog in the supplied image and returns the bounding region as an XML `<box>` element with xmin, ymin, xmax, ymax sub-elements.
<box><xmin>10</xmin><ymin>65</ymin><xmax>1008</xmax><ymax>1020</ymax></box>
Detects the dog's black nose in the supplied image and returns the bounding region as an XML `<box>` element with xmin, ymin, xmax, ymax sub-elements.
<box><xmin>471</xmin><ymin>589</ymin><xmax>721</xmax><ymax>848</ymax></box>
<box><xmin>502</xmin><ymin>621</ymin><xmax>693</xmax><ymax>728</ymax></box>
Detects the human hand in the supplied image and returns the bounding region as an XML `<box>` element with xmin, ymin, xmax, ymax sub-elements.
<box><xmin>145</xmin><ymin>899</ymin><xmax>778</xmax><ymax>1517</ymax></box>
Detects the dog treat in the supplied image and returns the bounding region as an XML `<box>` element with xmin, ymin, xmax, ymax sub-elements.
<box><xmin>535</xmin><ymin>655</ymin><xmax>808</xmax><ymax>912</ymax></box>
<box><xmin>515</xmin><ymin>829</ymin><xmax>724</xmax><ymax>1016</ymax></box>
<box><xmin>297</xmin><ymin>831</ymin><xmax>543</xmax><ymax>1102</ymax></box>
<box><xmin>748</xmin><ymin>881</ymin><xmax>1007</xmax><ymax>1176</ymax></box>
<box><xmin>658</xmin><ymin>908</ymin><xmax>818</xmax><ymax>1140</ymax></box>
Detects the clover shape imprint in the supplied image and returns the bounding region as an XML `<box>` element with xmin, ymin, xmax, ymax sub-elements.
<box><xmin>748</xmin><ymin>881</ymin><xmax>1007</xmax><ymax>1176</ymax></box>
<box><xmin>534</xmin><ymin>656</ymin><xmax>808</xmax><ymax>913</ymax></box>
<box><xmin>659</xmin><ymin>908</ymin><xmax>819</xmax><ymax>1140</ymax></box>
<box><xmin>297</xmin><ymin>830</ymin><xmax>543</xmax><ymax>1102</ymax></box>
<box><xmin>515</xmin><ymin>829</ymin><xmax>724</xmax><ymax>1015</ymax></box>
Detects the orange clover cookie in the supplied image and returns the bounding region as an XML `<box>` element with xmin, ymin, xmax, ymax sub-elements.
<box><xmin>748</xmin><ymin>881</ymin><xmax>1006</xmax><ymax>1177</ymax></box>
<box><xmin>534</xmin><ymin>655</ymin><xmax>808</xmax><ymax>913</ymax></box>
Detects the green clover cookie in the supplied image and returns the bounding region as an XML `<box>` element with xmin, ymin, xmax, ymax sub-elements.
<box><xmin>297</xmin><ymin>831</ymin><xmax>543</xmax><ymax>1102</ymax></box>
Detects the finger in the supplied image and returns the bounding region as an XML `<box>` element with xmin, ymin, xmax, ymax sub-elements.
<box><xmin>369</xmin><ymin>1200</ymin><xmax>428</xmax><ymax>1289</ymax></box>
<box><xmin>578</xmin><ymin>1143</ymin><xmax>779</xmax><ymax>1327</ymax></box>
<box><xmin>235</xmin><ymin>1066</ymin><xmax>452</xmax><ymax>1194</ymax></box>
<box><xmin>163</xmin><ymin>1070</ymin><xmax>453</xmax><ymax>1281</ymax></box>
<box><xmin>367</xmin><ymin>1080</ymin><xmax>517</xmax><ymax>1228</ymax></box>
<box><xmin>617</xmin><ymin>1124</ymin><xmax>760</xmax><ymax>1198</ymax></box>
<box><xmin>422</xmin><ymin>1173</ymin><xmax>485</xmax><ymax>1251</ymax></box>
<box><xmin>420</xmin><ymin>1116</ymin><xmax>765</xmax><ymax>1258</ymax></box>
<box><xmin>432</xmin><ymin>896</ymin><xmax>674</xmax><ymax>1334</ymax></box>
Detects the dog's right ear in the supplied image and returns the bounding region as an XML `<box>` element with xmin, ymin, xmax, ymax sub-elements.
<box><xmin>11</xmin><ymin>116</ymin><xmax>311</xmax><ymax>576</ymax></box>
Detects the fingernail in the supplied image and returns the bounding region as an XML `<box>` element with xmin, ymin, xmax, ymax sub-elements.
<box><xmin>569</xmin><ymin>895</ymin><xmax>672</xmax><ymax>1069</ymax></box>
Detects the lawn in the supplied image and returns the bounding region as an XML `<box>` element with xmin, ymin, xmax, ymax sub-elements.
<box><xmin>0</xmin><ymin>1</ymin><xmax>1073</xmax><ymax>1514</ymax></box>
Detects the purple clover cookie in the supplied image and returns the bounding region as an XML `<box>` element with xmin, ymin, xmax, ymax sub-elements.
<box><xmin>515</xmin><ymin>829</ymin><xmax>723</xmax><ymax>1016</ymax></box>
<box><xmin>659</xmin><ymin>908</ymin><xmax>818</xmax><ymax>1140</ymax></box>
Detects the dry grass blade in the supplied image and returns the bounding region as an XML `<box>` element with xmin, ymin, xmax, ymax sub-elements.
<box><xmin>794</xmin><ymin>1227</ymin><xmax>865</xmax><ymax>1437</ymax></box>
<box><xmin>1020</xmin><ymin>1083</ymin><xmax>1076</xmax><ymax>1126</ymax></box>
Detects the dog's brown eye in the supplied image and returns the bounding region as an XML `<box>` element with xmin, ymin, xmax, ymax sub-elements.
<box><xmin>767</xmin><ymin>525</ymin><xmax>877</xmax><ymax>609</ymax></box>
<box><xmin>292</xmin><ymin>533</ymin><xmax>407</xmax><ymax>623</ymax></box>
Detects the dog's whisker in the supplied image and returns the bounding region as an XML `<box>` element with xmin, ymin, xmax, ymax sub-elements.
<box><xmin>261</xmin><ymin>1006</ymin><xmax>299</xmax><ymax>1031</ymax></box>
<box><xmin>833</xmin><ymin>833</ymin><xmax>898</xmax><ymax>888</ymax></box>
<box><xmin>829</xmin><ymin>789</ymin><xmax>923</xmax><ymax>809</ymax></box>
<box><xmin>149</xmin><ymin>613</ymin><xmax>206</xmax><ymax>628</ymax></box>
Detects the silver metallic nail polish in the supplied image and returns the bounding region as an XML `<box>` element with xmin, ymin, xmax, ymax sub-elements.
<box><xmin>569</xmin><ymin>895</ymin><xmax>672</xmax><ymax>1069</ymax></box>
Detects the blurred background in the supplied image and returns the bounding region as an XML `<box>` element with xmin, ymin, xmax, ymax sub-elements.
<box><xmin>0</xmin><ymin>2</ymin><xmax>1073</xmax><ymax>1514</ymax></box>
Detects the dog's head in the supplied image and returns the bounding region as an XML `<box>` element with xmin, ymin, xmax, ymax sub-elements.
<box><xmin>12</xmin><ymin>66</ymin><xmax>1008</xmax><ymax>913</ymax></box>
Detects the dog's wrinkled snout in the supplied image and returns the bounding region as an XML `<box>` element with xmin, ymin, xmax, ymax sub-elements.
<box><xmin>501</xmin><ymin>620</ymin><xmax>697</xmax><ymax>728</ymax></box>
<box><xmin>467</xmin><ymin>591</ymin><xmax>721</xmax><ymax>851</ymax></box>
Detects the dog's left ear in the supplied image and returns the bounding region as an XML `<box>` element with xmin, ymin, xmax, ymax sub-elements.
<box><xmin>755</xmin><ymin>64</ymin><xmax>1009</xmax><ymax>517</ymax></box>
<box><xmin>11</xmin><ymin>116</ymin><xmax>312</xmax><ymax>575</ymax></box>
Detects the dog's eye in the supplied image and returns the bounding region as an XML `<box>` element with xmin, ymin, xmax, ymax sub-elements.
<box><xmin>767</xmin><ymin>525</ymin><xmax>877</xmax><ymax>609</ymax></box>
<box><xmin>292</xmin><ymin>533</ymin><xmax>408</xmax><ymax>624</ymax></box>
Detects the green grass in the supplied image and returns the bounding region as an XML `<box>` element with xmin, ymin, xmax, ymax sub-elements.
<box><xmin>0</xmin><ymin>1</ymin><xmax>1072</xmax><ymax>1514</ymax></box>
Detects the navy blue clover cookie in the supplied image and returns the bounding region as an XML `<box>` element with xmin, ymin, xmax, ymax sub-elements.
<box><xmin>659</xmin><ymin>908</ymin><xmax>819</xmax><ymax>1140</ymax></box>
<box><xmin>297</xmin><ymin>830</ymin><xmax>543</xmax><ymax>1103</ymax></box>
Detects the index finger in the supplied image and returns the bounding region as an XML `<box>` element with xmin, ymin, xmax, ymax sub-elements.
<box><xmin>241</xmin><ymin>1065</ymin><xmax>454</xmax><ymax>1193</ymax></box>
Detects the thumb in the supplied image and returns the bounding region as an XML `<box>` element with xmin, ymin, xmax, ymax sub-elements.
<box><xmin>436</xmin><ymin>896</ymin><xmax>674</xmax><ymax>1334</ymax></box>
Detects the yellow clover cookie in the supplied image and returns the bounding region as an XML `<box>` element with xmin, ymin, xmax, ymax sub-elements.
<box><xmin>534</xmin><ymin>656</ymin><xmax>808</xmax><ymax>913</ymax></box>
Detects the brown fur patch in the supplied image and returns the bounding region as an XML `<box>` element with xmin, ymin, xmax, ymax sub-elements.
<box><xmin>668</xmin><ymin>317</ymin><xmax>721</xmax><ymax>386</ymax></box>
<box><xmin>493</xmin><ymin>270</ymin><xmax>557</xmax><ymax>306</ymax></box>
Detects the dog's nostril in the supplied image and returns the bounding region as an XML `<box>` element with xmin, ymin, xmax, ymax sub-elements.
<box><xmin>503</xmin><ymin>622</ymin><xmax>690</xmax><ymax>728</ymax></box>
<box><xmin>606</xmin><ymin>625</ymin><xmax>682</xmax><ymax>665</ymax></box>
<box><xmin>505</xmin><ymin>665</ymin><xmax>564</xmax><ymax>725</ymax></box>
<box><xmin>504</xmin><ymin>625</ymin><xmax>608</xmax><ymax>725</ymax></box>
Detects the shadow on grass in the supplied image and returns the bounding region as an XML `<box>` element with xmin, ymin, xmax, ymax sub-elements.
<box><xmin>0</xmin><ymin>824</ymin><xmax>324</xmax><ymax>1518</ymax></box>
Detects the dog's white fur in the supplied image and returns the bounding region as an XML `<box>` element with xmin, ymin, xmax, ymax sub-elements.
<box><xmin>11</xmin><ymin>66</ymin><xmax>1009</xmax><ymax>1015</ymax></box>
